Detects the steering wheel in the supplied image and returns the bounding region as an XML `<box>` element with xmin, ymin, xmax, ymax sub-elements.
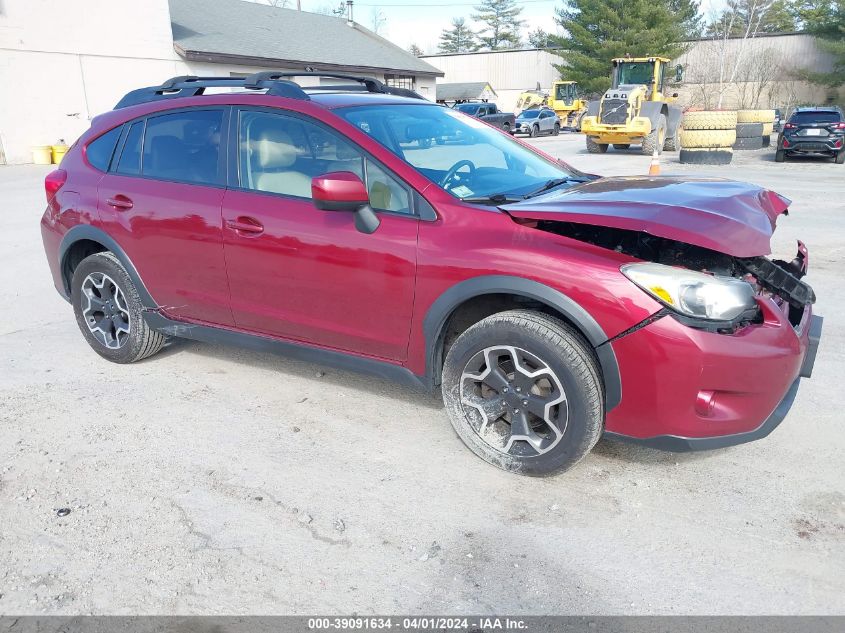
<box><xmin>441</xmin><ymin>160</ymin><xmax>476</xmax><ymax>191</ymax></box>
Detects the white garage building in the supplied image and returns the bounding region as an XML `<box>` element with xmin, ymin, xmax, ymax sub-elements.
<box><xmin>0</xmin><ymin>0</ymin><xmax>442</xmax><ymax>164</ymax></box>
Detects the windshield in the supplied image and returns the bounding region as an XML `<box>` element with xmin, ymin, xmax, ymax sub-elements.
<box><xmin>519</xmin><ymin>110</ymin><xmax>540</xmax><ymax>119</ymax></box>
<box><xmin>454</xmin><ymin>103</ymin><xmax>480</xmax><ymax>115</ymax></box>
<box><xmin>336</xmin><ymin>104</ymin><xmax>576</xmax><ymax>201</ymax></box>
<box><xmin>616</xmin><ymin>61</ymin><xmax>655</xmax><ymax>86</ymax></box>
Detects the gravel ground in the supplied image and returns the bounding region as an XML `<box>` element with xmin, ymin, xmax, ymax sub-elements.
<box><xmin>1</xmin><ymin>136</ymin><xmax>843</xmax><ymax>615</ymax></box>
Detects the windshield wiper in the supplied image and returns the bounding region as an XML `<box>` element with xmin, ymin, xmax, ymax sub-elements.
<box><xmin>523</xmin><ymin>177</ymin><xmax>583</xmax><ymax>199</ymax></box>
<box><xmin>461</xmin><ymin>192</ymin><xmax>524</xmax><ymax>205</ymax></box>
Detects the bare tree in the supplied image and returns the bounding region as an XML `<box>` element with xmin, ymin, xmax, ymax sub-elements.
<box><xmin>733</xmin><ymin>46</ymin><xmax>782</xmax><ymax>108</ymax></box>
<box><xmin>371</xmin><ymin>7</ymin><xmax>387</xmax><ymax>34</ymax></box>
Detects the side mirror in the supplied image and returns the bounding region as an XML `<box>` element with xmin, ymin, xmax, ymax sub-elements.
<box><xmin>675</xmin><ymin>64</ymin><xmax>684</xmax><ymax>83</ymax></box>
<box><xmin>311</xmin><ymin>171</ymin><xmax>380</xmax><ymax>234</ymax></box>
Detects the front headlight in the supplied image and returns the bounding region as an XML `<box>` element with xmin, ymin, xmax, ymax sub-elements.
<box><xmin>621</xmin><ymin>262</ymin><xmax>757</xmax><ymax>321</ymax></box>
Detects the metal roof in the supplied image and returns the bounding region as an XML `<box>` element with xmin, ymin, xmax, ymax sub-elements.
<box><xmin>168</xmin><ymin>0</ymin><xmax>443</xmax><ymax>77</ymax></box>
<box><xmin>436</xmin><ymin>82</ymin><xmax>497</xmax><ymax>101</ymax></box>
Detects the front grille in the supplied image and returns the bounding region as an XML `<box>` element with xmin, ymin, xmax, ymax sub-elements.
<box><xmin>600</xmin><ymin>99</ymin><xmax>628</xmax><ymax>125</ymax></box>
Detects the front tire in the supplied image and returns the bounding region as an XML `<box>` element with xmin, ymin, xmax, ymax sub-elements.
<box><xmin>71</xmin><ymin>252</ymin><xmax>166</xmax><ymax>364</ymax></box>
<box><xmin>441</xmin><ymin>310</ymin><xmax>604</xmax><ymax>476</ymax></box>
<box><xmin>642</xmin><ymin>114</ymin><xmax>667</xmax><ymax>155</ymax></box>
<box><xmin>529</xmin><ymin>124</ymin><xmax>539</xmax><ymax>138</ymax></box>
<box><xmin>586</xmin><ymin>137</ymin><xmax>608</xmax><ymax>153</ymax></box>
<box><xmin>553</xmin><ymin>123</ymin><xmax>560</xmax><ymax>136</ymax></box>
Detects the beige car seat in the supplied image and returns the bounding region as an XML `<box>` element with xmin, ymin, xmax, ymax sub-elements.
<box><xmin>251</xmin><ymin>128</ymin><xmax>312</xmax><ymax>198</ymax></box>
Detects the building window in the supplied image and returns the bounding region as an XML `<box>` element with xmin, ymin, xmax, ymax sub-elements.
<box><xmin>385</xmin><ymin>74</ymin><xmax>414</xmax><ymax>90</ymax></box>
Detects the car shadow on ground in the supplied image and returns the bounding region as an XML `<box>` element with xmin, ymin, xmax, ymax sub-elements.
<box><xmin>156</xmin><ymin>336</ymin><xmax>445</xmax><ymax>410</ymax></box>
<box><xmin>154</xmin><ymin>337</ymin><xmax>720</xmax><ymax>467</ymax></box>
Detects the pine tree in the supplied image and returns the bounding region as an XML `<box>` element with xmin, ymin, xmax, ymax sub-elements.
<box><xmin>472</xmin><ymin>0</ymin><xmax>525</xmax><ymax>50</ymax></box>
<box><xmin>409</xmin><ymin>43</ymin><xmax>424</xmax><ymax>57</ymax></box>
<box><xmin>792</xmin><ymin>0</ymin><xmax>845</xmax><ymax>87</ymax></box>
<box><xmin>551</xmin><ymin>0</ymin><xmax>691</xmax><ymax>96</ymax></box>
<box><xmin>438</xmin><ymin>17</ymin><xmax>480</xmax><ymax>53</ymax></box>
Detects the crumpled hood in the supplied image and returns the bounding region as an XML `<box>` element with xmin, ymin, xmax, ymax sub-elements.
<box><xmin>503</xmin><ymin>176</ymin><xmax>791</xmax><ymax>257</ymax></box>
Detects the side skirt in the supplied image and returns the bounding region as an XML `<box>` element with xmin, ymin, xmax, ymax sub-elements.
<box><xmin>144</xmin><ymin>311</ymin><xmax>429</xmax><ymax>392</ymax></box>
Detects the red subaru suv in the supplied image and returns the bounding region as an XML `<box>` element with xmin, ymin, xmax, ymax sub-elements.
<box><xmin>41</xmin><ymin>74</ymin><xmax>821</xmax><ymax>475</ymax></box>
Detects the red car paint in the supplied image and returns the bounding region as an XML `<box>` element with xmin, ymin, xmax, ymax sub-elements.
<box><xmin>41</xmin><ymin>90</ymin><xmax>818</xmax><ymax>448</ymax></box>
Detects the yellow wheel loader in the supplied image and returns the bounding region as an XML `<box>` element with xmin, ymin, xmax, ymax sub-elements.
<box><xmin>548</xmin><ymin>81</ymin><xmax>587</xmax><ymax>130</ymax></box>
<box><xmin>581</xmin><ymin>56</ymin><xmax>683</xmax><ymax>155</ymax></box>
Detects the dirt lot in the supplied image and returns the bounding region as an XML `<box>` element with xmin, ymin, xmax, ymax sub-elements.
<box><xmin>1</xmin><ymin>136</ymin><xmax>843</xmax><ymax>615</ymax></box>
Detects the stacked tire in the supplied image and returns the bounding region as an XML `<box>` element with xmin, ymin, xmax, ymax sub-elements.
<box><xmin>734</xmin><ymin>110</ymin><xmax>775</xmax><ymax>150</ymax></box>
<box><xmin>678</xmin><ymin>110</ymin><xmax>737</xmax><ymax>165</ymax></box>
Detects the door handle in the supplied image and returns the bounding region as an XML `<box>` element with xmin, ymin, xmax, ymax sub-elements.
<box><xmin>106</xmin><ymin>195</ymin><xmax>133</xmax><ymax>210</ymax></box>
<box><xmin>226</xmin><ymin>216</ymin><xmax>264</xmax><ymax>235</ymax></box>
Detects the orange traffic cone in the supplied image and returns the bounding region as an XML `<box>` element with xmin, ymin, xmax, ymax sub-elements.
<box><xmin>648</xmin><ymin>150</ymin><xmax>661</xmax><ymax>176</ymax></box>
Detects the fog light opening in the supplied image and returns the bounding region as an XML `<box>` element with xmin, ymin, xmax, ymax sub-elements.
<box><xmin>695</xmin><ymin>390</ymin><xmax>717</xmax><ymax>416</ymax></box>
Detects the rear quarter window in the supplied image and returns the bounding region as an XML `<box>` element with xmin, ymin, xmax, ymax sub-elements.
<box><xmin>85</xmin><ymin>126</ymin><xmax>121</xmax><ymax>172</ymax></box>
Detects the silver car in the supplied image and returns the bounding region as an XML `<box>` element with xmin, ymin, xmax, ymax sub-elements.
<box><xmin>515</xmin><ymin>108</ymin><xmax>561</xmax><ymax>137</ymax></box>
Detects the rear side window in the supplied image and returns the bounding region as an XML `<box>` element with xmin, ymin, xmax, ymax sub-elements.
<box><xmin>116</xmin><ymin>121</ymin><xmax>144</xmax><ymax>176</ymax></box>
<box><xmin>142</xmin><ymin>110</ymin><xmax>224</xmax><ymax>185</ymax></box>
<box><xmin>86</xmin><ymin>127</ymin><xmax>121</xmax><ymax>172</ymax></box>
<box><xmin>790</xmin><ymin>111</ymin><xmax>841</xmax><ymax>124</ymax></box>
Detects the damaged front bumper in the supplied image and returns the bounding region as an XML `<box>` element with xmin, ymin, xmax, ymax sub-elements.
<box><xmin>602</xmin><ymin>293</ymin><xmax>822</xmax><ymax>451</ymax></box>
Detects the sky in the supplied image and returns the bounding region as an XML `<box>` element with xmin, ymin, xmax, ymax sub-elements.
<box><xmin>282</xmin><ymin>0</ymin><xmax>725</xmax><ymax>55</ymax></box>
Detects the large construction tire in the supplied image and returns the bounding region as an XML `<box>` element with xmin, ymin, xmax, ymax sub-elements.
<box><xmin>734</xmin><ymin>135</ymin><xmax>764</xmax><ymax>151</ymax></box>
<box><xmin>737</xmin><ymin>109</ymin><xmax>776</xmax><ymax>124</ymax></box>
<box><xmin>762</xmin><ymin>135</ymin><xmax>771</xmax><ymax>148</ymax></box>
<box><xmin>586</xmin><ymin>137</ymin><xmax>608</xmax><ymax>153</ymax></box>
<box><xmin>681</xmin><ymin>110</ymin><xmax>737</xmax><ymax>130</ymax></box>
<box><xmin>736</xmin><ymin>122</ymin><xmax>764</xmax><ymax>138</ymax></box>
<box><xmin>679</xmin><ymin>128</ymin><xmax>736</xmax><ymax>148</ymax></box>
<box><xmin>762</xmin><ymin>122</ymin><xmax>774</xmax><ymax>136</ymax></box>
<box><xmin>642</xmin><ymin>114</ymin><xmax>667</xmax><ymax>155</ymax></box>
<box><xmin>664</xmin><ymin>125</ymin><xmax>680</xmax><ymax>151</ymax></box>
<box><xmin>679</xmin><ymin>148</ymin><xmax>733</xmax><ymax>165</ymax></box>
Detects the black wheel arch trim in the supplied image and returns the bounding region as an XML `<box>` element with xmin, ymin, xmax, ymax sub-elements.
<box><xmin>58</xmin><ymin>225</ymin><xmax>159</xmax><ymax>309</ymax></box>
<box><xmin>422</xmin><ymin>275</ymin><xmax>622</xmax><ymax>411</ymax></box>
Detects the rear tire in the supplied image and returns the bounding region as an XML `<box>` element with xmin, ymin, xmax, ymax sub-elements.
<box><xmin>836</xmin><ymin>150</ymin><xmax>845</xmax><ymax>164</ymax></box>
<box><xmin>441</xmin><ymin>310</ymin><xmax>604</xmax><ymax>476</ymax></box>
<box><xmin>586</xmin><ymin>137</ymin><xmax>608</xmax><ymax>153</ymax></box>
<box><xmin>663</xmin><ymin>125</ymin><xmax>680</xmax><ymax>151</ymax></box>
<box><xmin>775</xmin><ymin>149</ymin><xmax>785</xmax><ymax>162</ymax></box>
<box><xmin>71</xmin><ymin>252</ymin><xmax>166</xmax><ymax>364</ymax></box>
<box><xmin>642</xmin><ymin>114</ymin><xmax>667</xmax><ymax>155</ymax></box>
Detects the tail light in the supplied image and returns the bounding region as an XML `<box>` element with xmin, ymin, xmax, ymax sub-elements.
<box><xmin>783</xmin><ymin>123</ymin><xmax>796</xmax><ymax>129</ymax></box>
<box><xmin>782</xmin><ymin>139</ymin><xmax>790</xmax><ymax>148</ymax></box>
<box><xmin>44</xmin><ymin>169</ymin><xmax>67</xmax><ymax>203</ymax></box>
<box><xmin>832</xmin><ymin>122</ymin><xmax>845</xmax><ymax>130</ymax></box>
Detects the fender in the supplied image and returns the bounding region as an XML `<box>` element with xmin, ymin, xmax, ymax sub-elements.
<box><xmin>665</xmin><ymin>104</ymin><xmax>683</xmax><ymax>136</ymax></box>
<box><xmin>58</xmin><ymin>225</ymin><xmax>159</xmax><ymax>309</ymax></box>
<box><xmin>639</xmin><ymin>101</ymin><xmax>667</xmax><ymax>129</ymax></box>
<box><xmin>585</xmin><ymin>100</ymin><xmax>600</xmax><ymax>117</ymax></box>
<box><xmin>423</xmin><ymin>275</ymin><xmax>622</xmax><ymax>411</ymax></box>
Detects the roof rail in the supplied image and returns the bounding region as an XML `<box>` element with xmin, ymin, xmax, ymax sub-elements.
<box><xmin>114</xmin><ymin>75</ymin><xmax>309</xmax><ymax>109</ymax></box>
<box><xmin>113</xmin><ymin>72</ymin><xmax>426</xmax><ymax>109</ymax></box>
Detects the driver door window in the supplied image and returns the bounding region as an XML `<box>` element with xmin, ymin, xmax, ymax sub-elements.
<box><xmin>238</xmin><ymin>111</ymin><xmax>410</xmax><ymax>214</ymax></box>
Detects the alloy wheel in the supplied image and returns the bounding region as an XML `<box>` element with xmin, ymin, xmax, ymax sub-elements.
<box><xmin>460</xmin><ymin>345</ymin><xmax>568</xmax><ymax>457</ymax></box>
<box><xmin>81</xmin><ymin>272</ymin><xmax>131</xmax><ymax>349</ymax></box>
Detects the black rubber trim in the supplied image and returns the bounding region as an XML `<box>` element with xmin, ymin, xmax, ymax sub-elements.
<box><xmin>58</xmin><ymin>225</ymin><xmax>159</xmax><ymax>309</ymax></box>
<box><xmin>604</xmin><ymin>377</ymin><xmax>803</xmax><ymax>452</ymax></box>
<box><xmin>143</xmin><ymin>311</ymin><xmax>427</xmax><ymax>390</ymax></box>
<box><xmin>800</xmin><ymin>314</ymin><xmax>823</xmax><ymax>378</ymax></box>
<box><xmin>422</xmin><ymin>275</ymin><xmax>622</xmax><ymax>410</ymax></box>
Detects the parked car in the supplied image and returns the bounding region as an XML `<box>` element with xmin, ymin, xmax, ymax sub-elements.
<box><xmin>453</xmin><ymin>102</ymin><xmax>516</xmax><ymax>133</ymax></box>
<box><xmin>42</xmin><ymin>73</ymin><xmax>821</xmax><ymax>476</ymax></box>
<box><xmin>776</xmin><ymin>106</ymin><xmax>845</xmax><ymax>163</ymax></box>
<box><xmin>773</xmin><ymin>108</ymin><xmax>784</xmax><ymax>133</ymax></box>
<box><xmin>514</xmin><ymin>107</ymin><xmax>561</xmax><ymax>137</ymax></box>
